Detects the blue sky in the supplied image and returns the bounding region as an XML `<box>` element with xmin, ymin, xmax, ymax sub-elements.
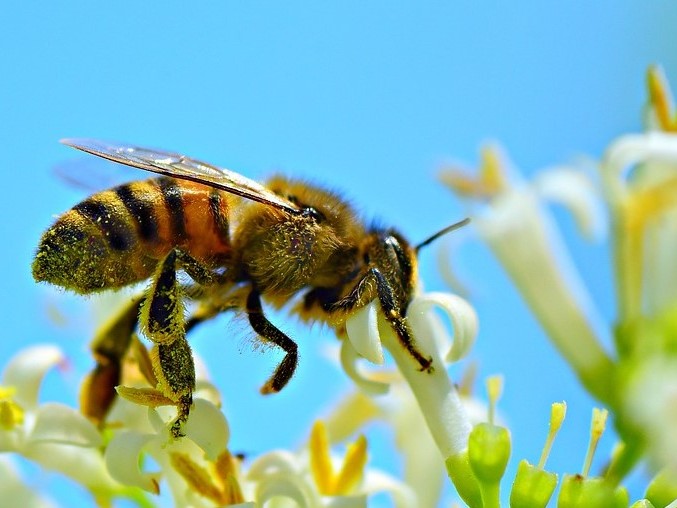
<box><xmin>2</xmin><ymin>2</ymin><xmax>677</xmax><ymax>505</ymax></box>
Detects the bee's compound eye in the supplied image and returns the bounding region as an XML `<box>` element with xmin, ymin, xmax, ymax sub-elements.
<box><xmin>302</xmin><ymin>207</ymin><xmax>324</xmax><ymax>222</ymax></box>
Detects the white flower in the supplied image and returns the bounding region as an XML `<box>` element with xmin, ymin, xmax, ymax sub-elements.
<box><xmin>343</xmin><ymin>289</ymin><xmax>478</xmax><ymax>462</ymax></box>
<box><xmin>245</xmin><ymin>420</ymin><xmax>417</xmax><ymax>508</ymax></box>
<box><xmin>0</xmin><ymin>345</ymin><xmax>119</xmax><ymax>496</ymax></box>
<box><xmin>439</xmin><ymin>146</ymin><xmax>615</xmax><ymax>405</ymax></box>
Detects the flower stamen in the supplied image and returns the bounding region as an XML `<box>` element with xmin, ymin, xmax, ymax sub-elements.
<box><xmin>309</xmin><ymin>420</ymin><xmax>367</xmax><ymax>496</ymax></box>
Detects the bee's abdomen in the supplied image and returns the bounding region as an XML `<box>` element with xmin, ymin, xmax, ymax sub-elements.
<box><xmin>32</xmin><ymin>178</ymin><xmax>232</xmax><ymax>293</ymax></box>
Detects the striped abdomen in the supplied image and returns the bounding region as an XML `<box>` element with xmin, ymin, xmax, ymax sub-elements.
<box><xmin>32</xmin><ymin>177</ymin><xmax>232</xmax><ymax>293</ymax></box>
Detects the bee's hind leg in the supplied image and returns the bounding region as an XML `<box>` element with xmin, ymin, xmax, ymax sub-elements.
<box><xmin>246</xmin><ymin>287</ymin><xmax>299</xmax><ymax>394</ymax></box>
<box><xmin>81</xmin><ymin>294</ymin><xmax>143</xmax><ymax>424</ymax></box>
<box><xmin>139</xmin><ymin>249</ymin><xmax>196</xmax><ymax>438</ymax></box>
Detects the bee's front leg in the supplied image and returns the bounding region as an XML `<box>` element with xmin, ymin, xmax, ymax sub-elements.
<box><xmin>139</xmin><ymin>249</ymin><xmax>195</xmax><ymax>438</ymax></box>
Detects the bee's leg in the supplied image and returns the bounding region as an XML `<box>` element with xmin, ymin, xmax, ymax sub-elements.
<box><xmin>332</xmin><ymin>269</ymin><xmax>433</xmax><ymax>373</ymax></box>
<box><xmin>246</xmin><ymin>287</ymin><xmax>299</xmax><ymax>394</ymax></box>
<box><xmin>81</xmin><ymin>295</ymin><xmax>143</xmax><ymax>424</ymax></box>
<box><xmin>139</xmin><ymin>249</ymin><xmax>195</xmax><ymax>438</ymax></box>
<box><xmin>174</xmin><ymin>249</ymin><xmax>227</xmax><ymax>286</ymax></box>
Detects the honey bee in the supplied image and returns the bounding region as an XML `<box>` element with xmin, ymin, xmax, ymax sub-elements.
<box><xmin>33</xmin><ymin>139</ymin><xmax>468</xmax><ymax>437</ymax></box>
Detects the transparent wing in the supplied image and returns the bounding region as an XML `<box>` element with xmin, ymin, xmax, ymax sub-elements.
<box><xmin>60</xmin><ymin>138</ymin><xmax>301</xmax><ymax>214</ymax></box>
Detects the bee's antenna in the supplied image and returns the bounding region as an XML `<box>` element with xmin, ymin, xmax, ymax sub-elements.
<box><xmin>415</xmin><ymin>217</ymin><xmax>471</xmax><ymax>253</ymax></box>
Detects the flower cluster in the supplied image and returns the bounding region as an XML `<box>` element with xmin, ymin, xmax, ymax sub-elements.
<box><xmin>8</xmin><ymin>65</ymin><xmax>677</xmax><ymax>507</ymax></box>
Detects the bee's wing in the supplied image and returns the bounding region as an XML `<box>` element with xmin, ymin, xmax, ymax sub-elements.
<box><xmin>60</xmin><ymin>138</ymin><xmax>301</xmax><ymax>214</ymax></box>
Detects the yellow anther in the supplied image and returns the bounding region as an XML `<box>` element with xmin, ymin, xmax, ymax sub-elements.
<box><xmin>480</xmin><ymin>146</ymin><xmax>508</xmax><ymax>194</ymax></box>
<box><xmin>169</xmin><ymin>452</ymin><xmax>226</xmax><ymax>504</ymax></box>
<box><xmin>647</xmin><ymin>65</ymin><xmax>677</xmax><ymax>132</ymax></box>
<box><xmin>333</xmin><ymin>434</ymin><xmax>368</xmax><ymax>494</ymax></box>
<box><xmin>582</xmin><ymin>408</ymin><xmax>608</xmax><ymax>477</ymax></box>
<box><xmin>310</xmin><ymin>420</ymin><xmax>335</xmax><ymax>495</ymax></box>
<box><xmin>309</xmin><ymin>420</ymin><xmax>368</xmax><ymax>496</ymax></box>
<box><xmin>0</xmin><ymin>399</ymin><xmax>24</xmax><ymax>430</ymax></box>
<box><xmin>0</xmin><ymin>386</ymin><xmax>16</xmax><ymax>399</ymax></box>
<box><xmin>538</xmin><ymin>401</ymin><xmax>567</xmax><ymax>469</ymax></box>
<box><xmin>439</xmin><ymin>146</ymin><xmax>508</xmax><ymax>199</ymax></box>
<box><xmin>486</xmin><ymin>375</ymin><xmax>504</xmax><ymax>425</ymax></box>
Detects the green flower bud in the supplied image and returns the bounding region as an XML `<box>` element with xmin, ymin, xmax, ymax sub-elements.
<box><xmin>646</xmin><ymin>468</ymin><xmax>677</xmax><ymax>508</ymax></box>
<box><xmin>469</xmin><ymin>423</ymin><xmax>511</xmax><ymax>482</ymax></box>
<box><xmin>558</xmin><ymin>474</ymin><xmax>629</xmax><ymax>508</ymax></box>
<box><xmin>446</xmin><ymin>451</ymin><xmax>483</xmax><ymax>508</ymax></box>
<box><xmin>509</xmin><ymin>459</ymin><xmax>557</xmax><ymax>508</ymax></box>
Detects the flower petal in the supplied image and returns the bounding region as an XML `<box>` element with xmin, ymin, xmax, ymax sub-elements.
<box><xmin>0</xmin><ymin>456</ymin><xmax>56</xmax><ymax>508</ymax></box>
<box><xmin>407</xmin><ymin>292</ymin><xmax>478</xmax><ymax>363</ymax></box>
<box><xmin>602</xmin><ymin>132</ymin><xmax>677</xmax><ymax>202</ymax></box>
<box><xmin>345</xmin><ymin>302</ymin><xmax>384</xmax><ymax>365</ymax></box>
<box><xmin>376</xmin><ymin>315</ymin><xmax>472</xmax><ymax>458</ymax></box>
<box><xmin>339</xmin><ymin>338</ymin><xmax>390</xmax><ymax>396</ymax></box>
<box><xmin>105</xmin><ymin>431</ymin><xmax>161</xmax><ymax>493</ymax></box>
<box><xmin>24</xmin><ymin>441</ymin><xmax>119</xmax><ymax>491</ymax></box>
<box><xmin>27</xmin><ymin>402</ymin><xmax>102</xmax><ymax>447</ymax></box>
<box><xmin>183</xmin><ymin>398</ymin><xmax>229</xmax><ymax>461</ymax></box>
<box><xmin>534</xmin><ymin>166</ymin><xmax>606</xmax><ymax>241</ymax></box>
<box><xmin>2</xmin><ymin>345</ymin><xmax>64</xmax><ymax>410</ymax></box>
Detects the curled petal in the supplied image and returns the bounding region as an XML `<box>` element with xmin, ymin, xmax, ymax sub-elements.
<box><xmin>2</xmin><ymin>345</ymin><xmax>64</xmax><ymax>410</ymax></box>
<box><xmin>602</xmin><ymin>132</ymin><xmax>677</xmax><ymax>202</ymax></box>
<box><xmin>105</xmin><ymin>431</ymin><xmax>160</xmax><ymax>493</ymax></box>
<box><xmin>345</xmin><ymin>303</ymin><xmax>384</xmax><ymax>365</ymax></box>
<box><xmin>182</xmin><ymin>398</ymin><xmax>229</xmax><ymax>461</ymax></box>
<box><xmin>28</xmin><ymin>402</ymin><xmax>101</xmax><ymax>447</ymax></box>
<box><xmin>534</xmin><ymin>166</ymin><xmax>607</xmax><ymax>241</ymax></box>
<box><xmin>339</xmin><ymin>339</ymin><xmax>390</xmax><ymax>396</ymax></box>
<box><xmin>246</xmin><ymin>450</ymin><xmax>302</xmax><ymax>480</ymax></box>
<box><xmin>407</xmin><ymin>293</ymin><xmax>478</xmax><ymax>363</ymax></box>
<box><xmin>254</xmin><ymin>471</ymin><xmax>319</xmax><ymax>508</ymax></box>
<box><xmin>322</xmin><ymin>495</ymin><xmax>368</xmax><ymax>508</ymax></box>
<box><xmin>361</xmin><ymin>469</ymin><xmax>418</xmax><ymax>508</ymax></box>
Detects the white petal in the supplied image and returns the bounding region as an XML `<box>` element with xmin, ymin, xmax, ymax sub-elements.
<box><xmin>24</xmin><ymin>442</ymin><xmax>119</xmax><ymax>491</ymax></box>
<box><xmin>104</xmin><ymin>431</ymin><xmax>161</xmax><ymax>493</ymax></box>
<box><xmin>2</xmin><ymin>345</ymin><xmax>63</xmax><ymax>410</ymax></box>
<box><xmin>27</xmin><ymin>403</ymin><xmax>101</xmax><ymax>447</ymax></box>
<box><xmin>345</xmin><ymin>302</ymin><xmax>384</xmax><ymax>365</ymax></box>
<box><xmin>0</xmin><ymin>456</ymin><xmax>56</xmax><ymax>508</ymax></box>
<box><xmin>407</xmin><ymin>292</ymin><xmax>478</xmax><ymax>363</ymax></box>
<box><xmin>602</xmin><ymin>132</ymin><xmax>677</xmax><ymax>202</ymax></box>
<box><xmin>246</xmin><ymin>450</ymin><xmax>302</xmax><ymax>480</ymax></box>
<box><xmin>362</xmin><ymin>469</ymin><xmax>418</xmax><ymax>508</ymax></box>
<box><xmin>339</xmin><ymin>339</ymin><xmax>390</xmax><ymax>396</ymax></box>
<box><xmin>534</xmin><ymin>166</ymin><xmax>606</xmax><ymax>241</ymax></box>
<box><xmin>376</xmin><ymin>316</ymin><xmax>471</xmax><ymax>458</ymax></box>
<box><xmin>254</xmin><ymin>472</ymin><xmax>319</xmax><ymax>508</ymax></box>
<box><xmin>182</xmin><ymin>398</ymin><xmax>229</xmax><ymax>461</ymax></box>
<box><xmin>322</xmin><ymin>495</ymin><xmax>368</xmax><ymax>508</ymax></box>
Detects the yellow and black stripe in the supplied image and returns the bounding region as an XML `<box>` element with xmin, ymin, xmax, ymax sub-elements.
<box><xmin>33</xmin><ymin>177</ymin><xmax>233</xmax><ymax>293</ymax></box>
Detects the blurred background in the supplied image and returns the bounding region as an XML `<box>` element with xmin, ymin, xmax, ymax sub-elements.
<box><xmin>2</xmin><ymin>2</ymin><xmax>677</xmax><ymax>505</ymax></box>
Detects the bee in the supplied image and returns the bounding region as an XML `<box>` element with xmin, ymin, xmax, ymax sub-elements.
<box><xmin>33</xmin><ymin>139</ymin><xmax>468</xmax><ymax>437</ymax></box>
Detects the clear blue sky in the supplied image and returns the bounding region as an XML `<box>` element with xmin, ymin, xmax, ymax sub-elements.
<box><xmin>2</xmin><ymin>2</ymin><xmax>677</xmax><ymax>505</ymax></box>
